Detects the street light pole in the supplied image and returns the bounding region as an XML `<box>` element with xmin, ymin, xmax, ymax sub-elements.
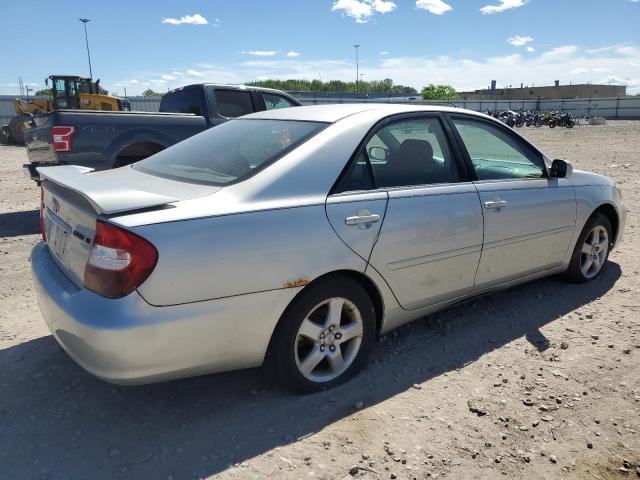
<box><xmin>354</xmin><ymin>43</ymin><xmax>360</xmax><ymax>93</ymax></box>
<box><xmin>79</xmin><ymin>18</ymin><xmax>93</xmax><ymax>79</ymax></box>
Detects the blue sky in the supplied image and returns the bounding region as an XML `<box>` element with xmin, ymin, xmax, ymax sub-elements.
<box><xmin>1</xmin><ymin>0</ymin><xmax>639</xmax><ymax>95</ymax></box>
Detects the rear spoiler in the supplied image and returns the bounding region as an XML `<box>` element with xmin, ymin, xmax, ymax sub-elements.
<box><xmin>37</xmin><ymin>165</ymin><xmax>179</xmax><ymax>215</ymax></box>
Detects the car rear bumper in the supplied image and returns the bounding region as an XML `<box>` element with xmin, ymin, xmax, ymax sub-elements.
<box><xmin>31</xmin><ymin>242</ymin><xmax>298</xmax><ymax>384</ymax></box>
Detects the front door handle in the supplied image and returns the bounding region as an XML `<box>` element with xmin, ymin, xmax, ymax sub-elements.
<box><xmin>345</xmin><ymin>214</ymin><xmax>381</xmax><ymax>225</ymax></box>
<box><xmin>484</xmin><ymin>200</ymin><xmax>508</xmax><ymax>209</ymax></box>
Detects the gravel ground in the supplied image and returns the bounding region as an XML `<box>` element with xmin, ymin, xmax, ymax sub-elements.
<box><xmin>0</xmin><ymin>122</ymin><xmax>638</xmax><ymax>480</ymax></box>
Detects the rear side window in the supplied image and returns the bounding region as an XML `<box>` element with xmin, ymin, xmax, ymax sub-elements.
<box><xmin>159</xmin><ymin>88</ymin><xmax>206</xmax><ymax>115</ymax></box>
<box><xmin>133</xmin><ymin>119</ymin><xmax>326</xmax><ymax>186</ymax></box>
<box><xmin>263</xmin><ymin>93</ymin><xmax>298</xmax><ymax>110</ymax></box>
<box><xmin>214</xmin><ymin>90</ymin><xmax>254</xmax><ymax>118</ymax></box>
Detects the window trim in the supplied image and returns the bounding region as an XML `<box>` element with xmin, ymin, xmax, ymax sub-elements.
<box><xmin>444</xmin><ymin>113</ymin><xmax>549</xmax><ymax>182</ymax></box>
<box><xmin>330</xmin><ymin>112</ymin><xmax>472</xmax><ymax>195</ymax></box>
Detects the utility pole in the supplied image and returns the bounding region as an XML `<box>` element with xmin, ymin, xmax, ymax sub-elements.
<box><xmin>79</xmin><ymin>18</ymin><xmax>93</xmax><ymax>79</ymax></box>
<box><xmin>354</xmin><ymin>43</ymin><xmax>360</xmax><ymax>93</ymax></box>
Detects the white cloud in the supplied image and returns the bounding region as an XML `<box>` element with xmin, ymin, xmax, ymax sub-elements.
<box><xmin>240</xmin><ymin>50</ymin><xmax>278</xmax><ymax>56</ymax></box>
<box><xmin>331</xmin><ymin>0</ymin><xmax>397</xmax><ymax>23</ymax></box>
<box><xmin>480</xmin><ymin>0</ymin><xmax>526</xmax><ymax>15</ymax></box>
<box><xmin>507</xmin><ymin>35</ymin><xmax>533</xmax><ymax>47</ymax></box>
<box><xmin>101</xmin><ymin>42</ymin><xmax>640</xmax><ymax>97</ymax></box>
<box><xmin>526</xmin><ymin>46</ymin><xmax>535</xmax><ymax>52</ymax></box>
<box><xmin>286</xmin><ymin>51</ymin><xmax>301</xmax><ymax>58</ymax></box>
<box><xmin>539</xmin><ymin>45</ymin><xmax>579</xmax><ymax>62</ymax></box>
<box><xmin>380</xmin><ymin>51</ymin><xmax>390</xmax><ymax>55</ymax></box>
<box><xmin>373</xmin><ymin>0</ymin><xmax>396</xmax><ymax>13</ymax></box>
<box><xmin>415</xmin><ymin>0</ymin><xmax>453</xmax><ymax>15</ymax></box>
<box><xmin>162</xmin><ymin>14</ymin><xmax>208</xmax><ymax>25</ymax></box>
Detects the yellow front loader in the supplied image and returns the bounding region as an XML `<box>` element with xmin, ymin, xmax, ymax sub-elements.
<box><xmin>1</xmin><ymin>75</ymin><xmax>130</xmax><ymax>144</ymax></box>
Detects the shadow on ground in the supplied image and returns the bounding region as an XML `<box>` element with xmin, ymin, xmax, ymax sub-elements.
<box><xmin>0</xmin><ymin>263</ymin><xmax>621</xmax><ymax>479</ymax></box>
<box><xmin>0</xmin><ymin>209</ymin><xmax>40</xmax><ymax>238</ymax></box>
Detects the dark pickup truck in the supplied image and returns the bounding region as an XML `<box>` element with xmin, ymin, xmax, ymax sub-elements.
<box><xmin>24</xmin><ymin>84</ymin><xmax>301</xmax><ymax>180</ymax></box>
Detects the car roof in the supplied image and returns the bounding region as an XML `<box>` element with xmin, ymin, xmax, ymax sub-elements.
<box><xmin>243</xmin><ymin>103</ymin><xmax>479</xmax><ymax>123</ymax></box>
<box><xmin>178</xmin><ymin>83</ymin><xmax>297</xmax><ymax>96</ymax></box>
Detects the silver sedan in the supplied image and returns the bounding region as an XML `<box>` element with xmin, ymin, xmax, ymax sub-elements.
<box><xmin>32</xmin><ymin>104</ymin><xmax>626</xmax><ymax>392</ymax></box>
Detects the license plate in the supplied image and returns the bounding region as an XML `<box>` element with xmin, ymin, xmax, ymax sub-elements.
<box><xmin>48</xmin><ymin>220</ymin><xmax>69</xmax><ymax>263</ymax></box>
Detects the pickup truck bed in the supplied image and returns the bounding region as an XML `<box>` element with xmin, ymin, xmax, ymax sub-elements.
<box><xmin>24</xmin><ymin>83</ymin><xmax>301</xmax><ymax>180</ymax></box>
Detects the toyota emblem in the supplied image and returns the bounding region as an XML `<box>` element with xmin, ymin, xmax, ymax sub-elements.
<box><xmin>51</xmin><ymin>197</ymin><xmax>60</xmax><ymax>214</ymax></box>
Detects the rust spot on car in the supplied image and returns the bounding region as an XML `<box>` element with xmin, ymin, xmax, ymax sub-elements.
<box><xmin>283</xmin><ymin>277</ymin><xmax>309</xmax><ymax>288</ymax></box>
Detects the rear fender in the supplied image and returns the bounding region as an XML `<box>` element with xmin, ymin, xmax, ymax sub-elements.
<box><xmin>105</xmin><ymin>130</ymin><xmax>172</xmax><ymax>168</ymax></box>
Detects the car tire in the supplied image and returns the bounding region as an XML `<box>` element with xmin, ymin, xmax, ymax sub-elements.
<box><xmin>265</xmin><ymin>275</ymin><xmax>376</xmax><ymax>393</ymax></box>
<box><xmin>564</xmin><ymin>213</ymin><xmax>612</xmax><ymax>283</ymax></box>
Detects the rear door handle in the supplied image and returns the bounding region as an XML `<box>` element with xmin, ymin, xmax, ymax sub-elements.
<box><xmin>345</xmin><ymin>214</ymin><xmax>381</xmax><ymax>225</ymax></box>
<box><xmin>484</xmin><ymin>200</ymin><xmax>508</xmax><ymax>209</ymax></box>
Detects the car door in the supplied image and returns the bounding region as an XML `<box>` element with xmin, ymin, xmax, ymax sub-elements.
<box><xmin>329</xmin><ymin>114</ymin><xmax>484</xmax><ymax>310</ymax></box>
<box><xmin>447</xmin><ymin>114</ymin><xmax>576</xmax><ymax>287</ymax></box>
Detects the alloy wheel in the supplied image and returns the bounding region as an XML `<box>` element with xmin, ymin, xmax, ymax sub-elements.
<box><xmin>294</xmin><ymin>297</ymin><xmax>363</xmax><ymax>383</ymax></box>
<box><xmin>580</xmin><ymin>225</ymin><xmax>609</xmax><ymax>279</ymax></box>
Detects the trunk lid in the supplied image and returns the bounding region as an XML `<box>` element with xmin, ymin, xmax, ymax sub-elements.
<box><xmin>39</xmin><ymin>165</ymin><xmax>219</xmax><ymax>287</ymax></box>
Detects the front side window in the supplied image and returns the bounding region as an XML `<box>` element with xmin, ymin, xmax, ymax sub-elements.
<box><xmin>451</xmin><ymin>117</ymin><xmax>545</xmax><ymax>180</ymax></box>
<box><xmin>214</xmin><ymin>90</ymin><xmax>254</xmax><ymax>118</ymax></box>
<box><xmin>134</xmin><ymin>119</ymin><xmax>326</xmax><ymax>186</ymax></box>
<box><xmin>263</xmin><ymin>93</ymin><xmax>297</xmax><ymax>110</ymax></box>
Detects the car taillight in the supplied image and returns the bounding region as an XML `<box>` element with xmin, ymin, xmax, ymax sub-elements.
<box><xmin>84</xmin><ymin>220</ymin><xmax>158</xmax><ymax>299</ymax></box>
<box><xmin>52</xmin><ymin>126</ymin><xmax>76</xmax><ymax>152</ymax></box>
<box><xmin>40</xmin><ymin>186</ymin><xmax>46</xmax><ymax>241</ymax></box>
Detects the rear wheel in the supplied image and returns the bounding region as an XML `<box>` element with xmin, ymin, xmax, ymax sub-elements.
<box><xmin>265</xmin><ymin>275</ymin><xmax>376</xmax><ymax>393</ymax></box>
<box><xmin>565</xmin><ymin>213</ymin><xmax>612</xmax><ymax>283</ymax></box>
<box><xmin>8</xmin><ymin>113</ymin><xmax>30</xmax><ymax>144</ymax></box>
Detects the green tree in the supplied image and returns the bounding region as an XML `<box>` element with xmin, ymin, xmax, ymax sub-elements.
<box><xmin>35</xmin><ymin>88</ymin><xmax>52</xmax><ymax>96</ymax></box>
<box><xmin>247</xmin><ymin>78</ymin><xmax>417</xmax><ymax>95</ymax></box>
<box><xmin>420</xmin><ymin>84</ymin><xmax>459</xmax><ymax>100</ymax></box>
<box><xmin>141</xmin><ymin>89</ymin><xmax>163</xmax><ymax>96</ymax></box>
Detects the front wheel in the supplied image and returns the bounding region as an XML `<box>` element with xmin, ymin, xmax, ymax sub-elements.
<box><xmin>265</xmin><ymin>275</ymin><xmax>376</xmax><ymax>393</ymax></box>
<box><xmin>566</xmin><ymin>120</ymin><xmax>575</xmax><ymax>128</ymax></box>
<box><xmin>8</xmin><ymin>113</ymin><xmax>30</xmax><ymax>144</ymax></box>
<box><xmin>565</xmin><ymin>213</ymin><xmax>612</xmax><ymax>283</ymax></box>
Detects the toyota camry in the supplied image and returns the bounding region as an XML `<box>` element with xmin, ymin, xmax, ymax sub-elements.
<box><xmin>32</xmin><ymin>104</ymin><xmax>626</xmax><ymax>392</ymax></box>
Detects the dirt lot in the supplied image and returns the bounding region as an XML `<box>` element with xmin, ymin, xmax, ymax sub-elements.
<box><xmin>0</xmin><ymin>122</ymin><xmax>638</xmax><ymax>480</ymax></box>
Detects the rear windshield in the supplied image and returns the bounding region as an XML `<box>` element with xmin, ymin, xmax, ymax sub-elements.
<box><xmin>133</xmin><ymin>119</ymin><xmax>326</xmax><ymax>186</ymax></box>
<box><xmin>159</xmin><ymin>88</ymin><xmax>206</xmax><ymax>115</ymax></box>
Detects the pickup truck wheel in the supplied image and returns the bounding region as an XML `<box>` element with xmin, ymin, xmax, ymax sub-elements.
<box><xmin>265</xmin><ymin>275</ymin><xmax>376</xmax><ymax>394</ymax></box>
<box><xmin>8</xmin><ymin>113</ymin><xmax>30</xmax><ymax>144</ymax></box>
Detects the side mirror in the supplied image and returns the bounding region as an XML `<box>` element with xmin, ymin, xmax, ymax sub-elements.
<box><xmin>45</xmin><ymin>78</ymin><xmax>48</xmax><ymax>86</ymax></box>
<box><xmin>368</xmin><ymin>146</ymin><xmax>388</xmax><ymax>162</ymax></box>
<box><xmin>550</xmin><ymin>159</ymin><xmax>572</xmax><ymax>178</ymax></box>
